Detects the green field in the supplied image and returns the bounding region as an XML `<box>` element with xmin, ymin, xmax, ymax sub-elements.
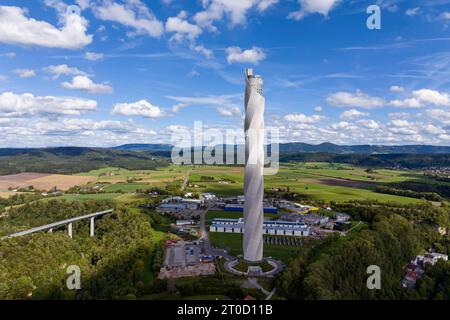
<box><xmin>209</xmin><ymin>232</ymin><xmax>302</xmax><ymax>263</ymax></box>
<box><xmin>183</xmin><ymin>163</ymin><xmax>430</xmax><ymax>204</ymax></box>
<box><xmin>57</xmin><ymin>162</ymin><xmax>447</xmax><ymax>205</ymax></box>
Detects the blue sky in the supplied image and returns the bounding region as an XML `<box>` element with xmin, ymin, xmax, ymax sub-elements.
<box><xmin>0</xmin><ymin>0</ymin><xmax>450</xmax><ymax>147</ymax></box>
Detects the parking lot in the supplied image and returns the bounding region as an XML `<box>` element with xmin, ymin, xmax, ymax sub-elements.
<box><xmin>159</xmin><ymin>241</ymin><xmax>216</xmax><ymax>279</ymax></box>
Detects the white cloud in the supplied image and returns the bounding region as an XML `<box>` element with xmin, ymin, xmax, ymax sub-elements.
<box><xmin>412</xmin><ymin>88</ymin><xmax>450</xmax><ymax>107</ymax></box>
<box><xmin>0</xmin><ymin>52</ymin><xmax>16</xmax><ymax>58</ymax></box>
<box><xmin>340</xmin><ymin>109</ymin><xmax>369</xmax><ymax>120</ymax></box>
<box><xmin>406</xmin><ymin>7</ymin><xmax>420</xmax><ymax>17</ymax></box>
<box><xmin>13</xmin><ymin>69</ymin><xmax>36</xmax><ymax>78</ymax></box>
<box><xmin>217</xmin><ymin>106</ymin><xmax>240</xmax><ymax>117</ymax></box>
<box><xmin>193</xmin><ymin>44</ymin><xmax>214</xmax><ymax>58</ymax></box>
<box><xmin>194</xmin><ymin>0</ymin><xmax>278</xmax><ymax>31</ymax></box>
<box><xmin>425</xmin><ymin>109</ymin><xmax>450</xmax><ymax>125</ymax></box>
<box><xmin>44</xmin><ymin>64</ymin><xmax>87</xmax><ymax>79</ymax></box>
<box><xmin>94</xmin><ymin>1</ymin><xmax>164</xmax><ymax>38</ymax></box>
<box><xmin>331</xmin><ymin>121</ymin><xmax>357</xmax><ymax>130</ymax></box>
<box><xmin>314</xmin><ymin>106</ymin><xmax>323</xmax><ymax>112</ymax></box>
<box><xmin>390</xmin><ymin>119</ymin><xmax>411</xmax><ymax>127</ymax></box>
<box><xmin>62</xmin><ymin>76</ymin><xmax>113</xmax><ymax>94</ymax></box>
<box><xmin>167</xmin><ymin>94</ymin><xmax>240</xmax><ymax>113</ymax></box>
<box><xmin>226</xmin><ymin>46</ymin><xmax>266</xmax><ymax>64</ymax></box>
<box><xmin>283</xmin><ymin>113</ymin><xmax>323</xmax><ymax>123</ymax></box>
<box><xmin>442</xmin><ymin>12</ymin><xmax>450</xmax><ymax>20</ymax></box>
<box><xmin>388</xmin><ymin>97</ymin><xmax>422</xmax><ymax>108</ymax></box>
<box><xmin>390</xmin><ymin>85</ymin><xmax>404</xmax><ymax>93</ymax></box>
<box><xmin>0</xmin><ymin>91</ymin><xmax>97</xmax><ymax>117</ymax></box>
<box><xmin>166</xmin><ymin>11</ymin><xmax>202</xmax><ymax>42</ymax></box>
<box><xmin>0</xmin><ymin>6</ymin><xmax>92</xmax><ymax>49</ymax></box>
<box><xmin>327</xmin><ymin>90</ymin><xmax>385</xmax><ymax>109</ymax></box>
<box><xmin>112</xmin><ymin>99</ymin><xmax>165</xmax><ymax>118</ymax></box>
<box><xmin>75</xmin><ymin>0</ymin><xmax>91</xmax><ymax>10</ymax></box>
<box><xmin>288</xmin><ymin>0</ymin><xmax>340</xmax><ymax>20</ymax></box>
<box><xmin>84</xmin><ymin>52</ymin><xmax>104</xmax><ymax>61</ymax></box>
<box><xmin>389</xmin><ymin>89</ymin><xmax>450</xmax><ymax>108</ymax></box>
<box><xmin>357</xmin><ymin>119</ymin><xmax>380</xmax><ymax>129</ymax></box>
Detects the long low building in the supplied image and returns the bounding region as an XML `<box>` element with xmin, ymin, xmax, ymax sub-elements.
<box><xmin>224</xmin><ymin>204</ymin><xmax>278</xmax><ymax>214</ymax></box>
<box><xmin>210</xmin><ymin>218</ymin><xmax>310</xmax><ymax>237</ymax></box>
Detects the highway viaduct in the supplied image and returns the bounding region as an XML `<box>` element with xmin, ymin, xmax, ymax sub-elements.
<box><xmin>1</xmin><ymin>209</ymin><xmax>113</xmax><ymax>240</ymax></box>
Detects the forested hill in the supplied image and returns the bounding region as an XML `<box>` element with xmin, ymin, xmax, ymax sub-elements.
<box><xmin>0</xmin><ymin>147</ymin><xmax>169</xmax><ymax>175</ymax></box>
<box><xmin>0</xmin><ymin>146</ymin><xmax>449</xmax><ymax>175</ymax></box>
<box><xmin>279</xmin><ymin>152</ymin><xmax>450</xmax><ymax>169</ymax></box>
<box><xmin>113</xmin><ymin>142</ymin><xmax>450</xmax><ymax>154</ymax></box>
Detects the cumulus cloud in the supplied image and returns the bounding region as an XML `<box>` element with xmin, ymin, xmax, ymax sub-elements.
<box><xmin>357</xmin><ymin>119</ymin><xmax>380</xmax><ymax>129</ymax></box>
<box><xmin>327</xmin><ymin>90</ymin><xmax>385</xmax><ymax>109</ymax></box>
<box><xmin>331</xmin><ymin>121</ymin><xmax>358</xmax><ymax>130</ymax></box>
<box><xmin>193</xmin><ymin>44</ymin><xmax>214</xmax><ymax>58</ymax></box>
<box><xmin>0</xmin><ymin>6</ymin><xmax>92</xmax><ymax>49</ymax></box>
<box><xmin>84</xmin><ymin>52</ymin><xmax>104</xmax><ymax>61</ymax></box>
<box><xmin>340</xmin><ymin>109</ymin><xmax>369</xmax><ymax>120</ymax></box>
<box><xmin>390</xmin><ymin>85</ymin><xmax>404</xmax><ymax>93</ymax></box>
<box><xmin>166</xmin><ymin>11</ymin><xmax>202</xmax><ymax>42</ymax></box>
<box><xmin>406</xmin><ymin>7</ymin><xmax>420</xmax><ymax>17</ymax></box>
<box><xmin>389</xmin><ymin>88</ymin><xmax>450</xmax><ymax>108</ymax></box>
<box><xmin>441</xmin><ymin>12</ymin><xmax>450</xmax><ymax>20</ymax></box>
<box><xmin>226</xmin><ymin>46</ymin><xmax>266</xmax><ymax>64</ymax></box>
<box><xmin>13</xmin><ymin>69</ymin><xmax>36</xmax><ymax>78</ymax></box>
<box><xmin>217</xmin><ymin>106</ymin><xmax>240</xmax><ymax>117</ymax></box>
<box><xmin>44</xmin><ymin>64</ymin><xmax>87</xmax><ymax>79</ymax></box>
<box><xmin>0</xmin><ymin>52</ymin><xmax>16</xmax><ymax>58</ymax></box>
<box><xmin>112</xmin><ymin>99</ymin><xmax>165</xmax><ymax>118</ymax></box>
<box><xmin>314</xmin><ymin>106</ymin><xmax>323</xmax><ymax>112</ymax></box>
<box><xmin>412</xmin><ymin>88</ymin><xmax>450</xmax><ymax>106</ymax></box>
<box><xmin>425</xmin><ymin>109</ymin><xmax>450</xmax><ymax>125</ymax></box>
<box><xmin>167</xmin><ymin>94</ymin><xmax>240</xmax><ymax>113</ymax></box>
<box><xmin>288</xmin><ymin>0</ymin><xmax>341</xmax><ymax>20</ymax></box>
<box><xmin>283</xmin><ymin>113</ymin><xmax>323</xmax><ymax>123</ymax></box>
<box><xmin>62</xmin><ymin>76</ymin><xmax>113</xmax><ymax>94</ymax></box>
<box><xmin>0</xmin><ymin>91</ymin><xmax>97</xmax><ymax>117</ymax></box>
<box><xmin>94</xmin><ymin>0</ymin><xmax>164</xmax><ymax>38</ymax></box>
<box><xmin>194</xmin><ymin>0</ymin><xmax>278</xmax><ymax>31</ymax></box>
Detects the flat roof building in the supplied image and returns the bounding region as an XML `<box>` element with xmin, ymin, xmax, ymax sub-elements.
<box><xmin>210</xmin><ymin>218</ymin><xmax>310</xmax><ymax>237</ymax></box>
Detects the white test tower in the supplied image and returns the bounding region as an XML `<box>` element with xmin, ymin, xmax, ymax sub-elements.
<box><xmin>243</xmin><ymin>68</ymin><xmax>265</xmax><ymax>262</ymax></box>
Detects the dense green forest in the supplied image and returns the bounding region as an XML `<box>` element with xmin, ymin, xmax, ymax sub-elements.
<box><xmin>279</xmin><ymin>153</ymin><xmax>450</xmax><ymax>169</ymax></box>
<box><xmin>0</xmin><ymin>200</ymin><xmax>165</xmax><ymax>299</ymax></box>
<box><xmin>277</xmin><ymin>201</ymin><xmax>450</xmax><ymax>299</ymax></box>
<box><xmin>0</xmin><ymin>147</ymin><xmax>169</xmax><ymax>175</ymax></box>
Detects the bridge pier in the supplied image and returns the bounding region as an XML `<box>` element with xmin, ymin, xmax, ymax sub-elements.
<box><xmin>48</xmin><ymin>228</ymin><xmax>53</xmax><ymax>233</ymax></box>
<box><xmin>68</xmin><ymin>223</ymin><xmax>73</xmax><ymax>239</ymax></box>
<box><xmin>90</xmin><ymin>217</ymin><xmax>95</xmax><ymax>237</ymax></box>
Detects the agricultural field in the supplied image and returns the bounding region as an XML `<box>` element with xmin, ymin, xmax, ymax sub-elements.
<box><xmin>0</xmin><ymin>173</ymin><xmax>96</xmax><ymax>192</ymax></box>
<box><xmin>1</xmin><ymin>163</ymin><xmax>445</xmax><ymax>205</ymax></box>
<box><xmin>76</xmin><ymin>165</ymin><xmax>189</xmax><ymax>187</ymax></box>
<box><xmin>184</xmin><ymin>163</ymin><xmax>436</xmax><ymax>204</ymax></box>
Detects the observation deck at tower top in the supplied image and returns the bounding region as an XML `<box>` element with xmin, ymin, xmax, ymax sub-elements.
<box><xmin>246</xmin><ymin>68</ymin><xmax>264</xmax><ymax>96</ymax></box>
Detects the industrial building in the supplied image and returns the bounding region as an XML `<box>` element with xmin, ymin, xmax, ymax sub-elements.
<box><xmin>210</xmin><ymin>218</ymin><xmax>310</xmax><ymax>237</ymax></box>
<box><xmin>224</xmin><ymin>204</ymin><xmax>278</xmax><ymax>214</ymax></box>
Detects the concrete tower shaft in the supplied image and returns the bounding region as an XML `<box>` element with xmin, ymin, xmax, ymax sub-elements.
<box><xmin>243</xmin><ymin>68</ymin><xmax>265</xmax><ymax>262</ymax></box>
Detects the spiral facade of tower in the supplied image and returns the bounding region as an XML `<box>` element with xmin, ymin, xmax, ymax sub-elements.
<box><xmin>243</xmin><ymin>68</ymin><xmax>265</xmax><ymax>262</ymax></box>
